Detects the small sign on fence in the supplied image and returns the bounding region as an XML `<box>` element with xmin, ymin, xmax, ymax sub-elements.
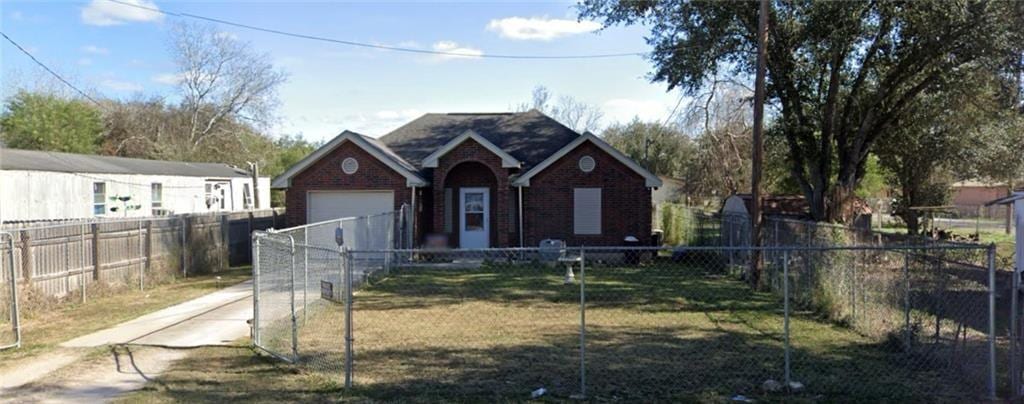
<box><xmin>321</xmin><ymin>280</ymin><xmax>341</xmax><ymax>303</ymax></box>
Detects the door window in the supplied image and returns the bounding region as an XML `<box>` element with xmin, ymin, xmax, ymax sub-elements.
<box><xmin>464</xmin><ymin>192</ymin><xmax>485</xmax><ymax>231</ymax></box>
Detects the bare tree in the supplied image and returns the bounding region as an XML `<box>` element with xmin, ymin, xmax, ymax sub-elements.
<box><xmin>516</xmin><ymin>85</ymin><xmax>603</xmax><ymax>132</ymax></box>
<box><xmin>679</xmin><ymin>80</ymin><xmax>755</xmax><ymax>198</ymax></box>
<box><xmin>170</xmin><ymin>22</ymin><xmax>287</xmax><ymax>152</ymax></box>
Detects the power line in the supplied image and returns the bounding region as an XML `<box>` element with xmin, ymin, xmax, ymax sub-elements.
<box><xmin>0</xmin><ymin>31</ymin><xmax>103</xmax><ymax>106</ymax></box>
<box><xmin>105</xmin><ymin>0</ymin><xmax>645</xmax><ymax>60</ymax></box>
<box><xmin>661</xmin><ymin>93</ymin><xmax>687</xmax><ymax>127</ymax></box>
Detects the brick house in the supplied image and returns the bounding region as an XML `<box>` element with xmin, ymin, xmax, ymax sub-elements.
<box><xmin>272</xmin><ymin>110</ymin><xmax>662</xmax><ymax>248</ymax></box>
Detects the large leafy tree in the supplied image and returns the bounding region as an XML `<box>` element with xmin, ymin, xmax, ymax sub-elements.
<box><xmin>602</xmin><ymin>118</ymin><xmax>693</xmax><ymax>178</ymax></box>
<box><xmin>580</xmin><ymin>0</ymin><xmax>1024</xmax><ymax>221</ymax></box>
<box><xmin>0</xmin><ymin>91</ymin><xmax>104</xmax><ymax>153</ymax></box>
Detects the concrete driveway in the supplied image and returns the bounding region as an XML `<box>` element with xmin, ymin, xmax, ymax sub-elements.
<box><xmin>1</xmin><ymin>280</ymin><xmax>254</xmax><ymax>403</ymax></box>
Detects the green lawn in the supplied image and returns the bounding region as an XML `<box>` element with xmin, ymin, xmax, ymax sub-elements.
<box><xmin>119</xmin><ymin>258</ymin><xmax>988</xmax><ymax>402</ymax></box>
<box><xmin>0</xmin><ymin>266</ymin><xmax>251</xmax><ymax>365</ymax></box>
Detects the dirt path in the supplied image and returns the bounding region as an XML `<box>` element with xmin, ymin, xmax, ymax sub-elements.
<box><xmin>0</xmin><ymin>281</ymin><xmax>252</xmax><ymax>403</ymax></box>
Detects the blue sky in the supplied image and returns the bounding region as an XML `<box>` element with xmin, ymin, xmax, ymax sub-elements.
<box><xmin>1</xmin><ymin>0</ymin><xmax>680</xmax><ymax>142</ymax></box>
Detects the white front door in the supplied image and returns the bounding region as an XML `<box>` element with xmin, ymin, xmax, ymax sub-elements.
<box><xmin>459</xmin><ymin>187</ymin><xmax>489</xmax><ymax>249</ymax></box>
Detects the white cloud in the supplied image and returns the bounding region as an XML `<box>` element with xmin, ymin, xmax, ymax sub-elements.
<box><xmin>374</xmin><ymin>109</ymin><xmax>422</xmax><ymax>121</ymax></box>
<box><xmin>151</xmin><ymin>73</ymin><xmax>182</xmax><ymax>85</ymax></box>
<box><xmin>214</xmin><ymin>31</ymin><xmax>238</xmax><ymax>41</ymax></box>
<box><xmin>431</xmin><ymin>41</ymin><xmax>483</xmax><ymax>61</ymax></box>
<box><xmin>81</xmin><ymin>45</ymin><xmax>110</xmax><ymax>55</ymax></box>
<box><xmin>487</xmin><ymin>17</ymin><xmax>601</xmax><ymax>41</ymax></box>
<box><xmin>81</xmin><ymin>0</ymin><xmax>163</xmax><ymax>26</ymax></box>
<box><xmin>602</xmin><ymin>98</ymin><xmax>676</xmax><ymax>125</ymax></box>
<box><xmin>101</xmin><ymin>79</ymin><xmax>143</xmax><ymax>92</ymax></box>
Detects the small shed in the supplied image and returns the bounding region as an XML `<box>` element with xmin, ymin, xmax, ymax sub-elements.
<box><xmin>987</xmin><ymin>191</ymin><xmax>1023</xmax><ymax>277</ymax></box>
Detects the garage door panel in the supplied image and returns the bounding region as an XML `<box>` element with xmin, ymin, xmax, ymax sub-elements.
<box><xmin>307</xmin><ymin>191</ymin><xmax>394</xmax><ymax>224</ymax></box>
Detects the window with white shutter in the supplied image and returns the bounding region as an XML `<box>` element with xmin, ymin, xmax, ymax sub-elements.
<box><xmin>573</xmin><ymin>188</ymin><xmax>601</xmax><ymax>235</ymax></box>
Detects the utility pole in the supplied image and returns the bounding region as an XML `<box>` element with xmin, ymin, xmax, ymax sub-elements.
<box><xmin>749</xmin><ymin>0</ymin><xmax>769</xmax><ymax>288</ymax></box>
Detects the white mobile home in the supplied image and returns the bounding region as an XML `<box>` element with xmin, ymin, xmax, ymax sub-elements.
<box><xmin>0</xmin><ymin>148</ymin><xmax>270</xmax><ymax>222</ymax></box>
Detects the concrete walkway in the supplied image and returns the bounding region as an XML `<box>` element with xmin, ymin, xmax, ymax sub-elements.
<box><xmin>1</xmin><ymin>280</ymin><xmax>253</xmax><ymax>403</ymax></box>
<box><xmin>62</xmin><ymin>280</ymin><xmax>253</xmax><ymax>348</ymax></box>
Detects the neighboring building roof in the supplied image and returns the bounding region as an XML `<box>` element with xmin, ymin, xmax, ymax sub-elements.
<box><xmin>511</xmin><ymin>132</ymin><xmax>662</xmax><ymax>188</ymax></box>
<box><xmin>985</xmin><ymin>191</ymin><xmax>1024</xmax><ymax>206</ymax></box>
<box><xmin>271</xmin><ymin>130</ymin><xmax>428</xmax><ymax>188</ymax></box>
<box><xmin>379</xmin><ymin>110</ymin><xmax>580</xmax><ymax>171</ymax></box>
<box><xmin>0</xmin><ymin>148</ymin><xmax>251</xmax><ymax>178</ymax></box>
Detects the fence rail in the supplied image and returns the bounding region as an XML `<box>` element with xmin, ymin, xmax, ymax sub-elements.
<box><xmin>253</xmin><ymin>239</ymin><xmax>1002</xmax><ymax>401</ymax></box>
<box><xmin>0</xmin><ymin>209</ymin><xmax>284</xmax><ymax>351</ymax></box>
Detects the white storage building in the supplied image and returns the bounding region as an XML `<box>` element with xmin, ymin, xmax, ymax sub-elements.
<box><xmin>0</xmin><ymin>148</ymin><xmax>270</xmax><ymax>222</ymax></box>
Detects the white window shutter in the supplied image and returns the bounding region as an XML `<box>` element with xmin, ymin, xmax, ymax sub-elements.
<box><xmin>574</xmin><ymin>188</ymin><xmax>601</xmax><ymax>235</ymax></box>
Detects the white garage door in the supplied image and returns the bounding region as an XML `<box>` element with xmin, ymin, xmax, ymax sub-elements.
<box><xmin>306</xmin><ymin>191</ymin><xmax>395</xmax><ymax>248</ymax></box>
<box><xmin>307</xmin><ymin>191</ymin><xmax>395</xmax><ymax>223</ymax></box>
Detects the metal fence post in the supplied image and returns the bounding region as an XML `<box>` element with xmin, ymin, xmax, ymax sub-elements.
<box><xmin>289</xmin><ymin>235</ymin><xmax>298</xmax><ymax>362</ymax></box>
<box><xmin>303</xmin><ymin>227</ymin><xmax>309</xmax><ymax>326</ymax></box>
<box><xmin>988</xmin><ymin>244</ymin><xmax>997</xmax><ymax>400</ymax></box>
<box><xmin>344</xmin><ymin>246</ymin><xmax>354</xmax><ymax>388</ymax></box>
<box><xmin>252</xmin><ymin>234</ymin><xmax>261</xmax><ymax>346</ymax></box>
<box><xmin>1012</xmin><ymin>245</ymin><xmax>1021</xmax><ymax>398</ymax></box>
<box><xmin>903</xmin><ymin>250</ymin><xmax>911</xmax><ymax>352</ymax></box>
<box><xmin>579</xmin><ymin>248</ymin><xmax>587</xmax><ymax>399</ymax></box>
<box><xmin>783</xmin><ymin>249</ymin><xmax>791</xmax><ymax>388</ymax></box>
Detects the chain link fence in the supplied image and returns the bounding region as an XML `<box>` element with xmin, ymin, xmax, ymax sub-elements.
<box><xmin>252</xmin><ymin>207</ymin><xmax>410</xmax><ymax>374</ymax></box>
<box><xmin>253</xmin><ymin>239</ymin><xmax>1001</xmax><ymax>400</ymax></box>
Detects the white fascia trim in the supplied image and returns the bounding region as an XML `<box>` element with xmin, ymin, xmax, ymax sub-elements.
<box><xmin>271</xmin><ymin>131</ymin><xmax>428</xmax><ymax>189</ymax></box>
<box><xmin>421</xmin><ymin>129</ymin><xmax>521</xmax><ymax>169</ymax></box>
<box><xmin>512</xmin><ymin>132</ymin><xmax>663</xmax><ymax>188</ymax></box>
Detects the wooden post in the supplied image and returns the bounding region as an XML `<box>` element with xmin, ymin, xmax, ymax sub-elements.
<box><xmin>91</xmin><ymin>223</ymin><xmax>101</xmax><ymax>281</ymax></box>
<box><xmin>748</xmin><ymin>0</ymin><xmax>769</xmax><ymax>288</ymax></box>
<box><xmin>248</xmin><ymin>211</ymin><xmax>255</xmax><ymax>263</ymax></box>
<box><xmin>221</xmin><ymin>214</ymin><xmax>229</xmax><ymax>270</ymax></box>
<box><xmin>145</xmin><ymin>220</ymin><xmax>153</xmax><ymax>271</ymax></box>
<box><xmin>19</xmin><ymin>231</ymin><xmax>32</xmax><ymax>281</ymax></box>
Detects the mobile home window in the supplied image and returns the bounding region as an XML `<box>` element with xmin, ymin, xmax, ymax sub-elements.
<box><xmin>151</xmin><ymin>183</ymin><xmax>163</xmax><ymax>209</ymax></box>
<box><xmin>93</xmin><ymin>182</ymin><xmax>106</xmax><ymax>215</ymax></box>
<box><xmin>573</xmin><ymin>188</ymin><xmax>601</xmax><ymax>235</ymax></box>
<box><xmin>242</xmin><ymin>183</ymin><xmax>253</xmax><ymax>209</ymax></box>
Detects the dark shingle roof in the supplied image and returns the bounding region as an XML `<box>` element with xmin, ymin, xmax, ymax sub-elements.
<box><xmin>378</xmin><ymin>109</ymin><xmax>580</xmax><ymax>171</ymax></box>
<box><xmin>1</xmin><ymin>148</ymin><xmax>250</xmax><ymax>178</ymax></box>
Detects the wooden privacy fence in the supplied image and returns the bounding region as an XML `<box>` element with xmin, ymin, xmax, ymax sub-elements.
<box><xmin>0</xmin><ymin>209</ymin><xmax>284</xmax><ymax>301</ymax></box>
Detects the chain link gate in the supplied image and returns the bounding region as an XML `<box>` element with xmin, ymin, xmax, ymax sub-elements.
<box><xmin>0</xmin><ymin>231</ymin><xmax>21</xmax><ymax>350</ymax></box>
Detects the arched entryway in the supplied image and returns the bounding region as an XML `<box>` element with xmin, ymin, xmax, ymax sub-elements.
<box><xmin>441</xmin><ymin>161</ymin><xmax>498</xmax><ymax>248</ymax></box>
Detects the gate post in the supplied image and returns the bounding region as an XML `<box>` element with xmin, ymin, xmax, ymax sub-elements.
<box><xmin>289</xmin><ymin>235</ymin><xmax>298</xmax><ymax>362</ymax></box>
<box><xmin>988</xmin><ymin>244</ymin><xmax>997</xmax><ymax>400</ymax></box>
<box><xmin>252</xmin><ymin>234</ymin><xmax>261</xmax><ymax>346</ymax></box>
<box><xmin>344</xmin><ymin>246</ymin><xmax>354</xmax><ymax>388</ymax></box>
<box><xmin>783</xmin><ymin>249</ymin><xmax>791</xmax><ymax>388</ymax></box>
<box><xmin>579</xmin><ymin>247</ymin><xmax>587</xmax><ymax>399</ymax></box>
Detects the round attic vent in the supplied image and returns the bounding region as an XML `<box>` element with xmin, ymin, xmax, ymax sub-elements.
<box><xmin>579</xmin><ymin>155</ymin><xmax>596</xmax><ymax>173</ymax></box>
<box><xmin>342</xmin><ymin>157</ymin><xmax>359</xmax><ymax>174</ymax></box>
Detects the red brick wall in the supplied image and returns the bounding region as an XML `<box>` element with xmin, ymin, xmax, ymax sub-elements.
<box><xmin>285</xmin><ymin>141</ymin><xmax>411</xmax><ymax>228</ymax></box>
<box><xmin>523</xmin><ymin>141</ymin><xmax>652</xmax><ymax>246</ymax></box>
<box><xmin>432</xmin><ymin>140</ymin><xmax>514</xmax><ymax>247</ymax></box>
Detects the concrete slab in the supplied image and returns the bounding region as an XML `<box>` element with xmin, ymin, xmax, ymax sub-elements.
<box><xmin>61</xmin><ymin>280</ymin><xmax>252</xmax><ymax>348</ymax></box>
